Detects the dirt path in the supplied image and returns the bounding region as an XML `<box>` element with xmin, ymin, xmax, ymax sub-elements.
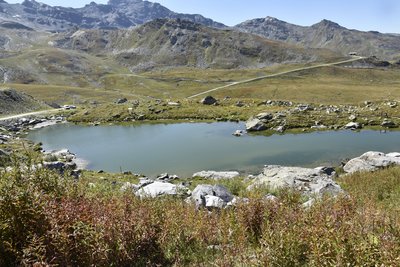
<box><xmin>187</xmin><ymin>57</ymin><xmax>364</xmax><ymax>99</ymax></box>
<box><xmin>0</xmin><ymin>108</ymin><xmax>63</xmax><ymax>121</ymax></box>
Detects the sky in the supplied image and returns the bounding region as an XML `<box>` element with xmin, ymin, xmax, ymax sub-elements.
<box><xmin>5</xmin><ymin>0</ymin><xmax>400</xmax><ymax>33</ymax></box>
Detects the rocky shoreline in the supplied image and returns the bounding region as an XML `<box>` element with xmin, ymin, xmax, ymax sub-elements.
<box><xmin>2</xmin><ymin>113</ymin><xmax>400</xmax><ymax>210</ymax></box>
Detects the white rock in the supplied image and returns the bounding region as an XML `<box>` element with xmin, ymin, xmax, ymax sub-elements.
<box><xmin>245</xmin><ymin>118</ymin><xmax>266</xmax><ymax>131</ymax></box>
<box><xmin>135</xmin><ymin>181</ymin><xmax>187</xmax><ymax>198</ymax></box>
<box><xmin>205</xmin><ymin>195</ymin><xmax>226</xmax><ymax>209</ymax></box>
<box><xmin>248</xmin><ymin>165</ymin><xmax>343</xmax><ymax>197</ymax></box>
<box><xmin>192</xmin><ymin>170</ymin><xmax>240</xmax><ymax>180</ymax></box>
<box><xmin>343</xmin><ymin>151</ymin><xmax>400</xmax><ymax>173</ymax></box>
<box><xmin>344</xmin><ymin>122</ymin><xmax>361</xmax><ymax>129</ymax></box>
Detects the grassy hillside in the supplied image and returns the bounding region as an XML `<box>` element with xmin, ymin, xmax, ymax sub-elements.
<box><xmin>54</xmin><ymin>19</ymin><xmax>339</xmax><ymax>71</ymax></box>
<box><xmin>4</xmin><ymin>62</ymin><xmax>399</xmax><ymax>109</ymax></box>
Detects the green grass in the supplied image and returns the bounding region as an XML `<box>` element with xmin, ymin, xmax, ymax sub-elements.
<box><xmin>207</xmin><ymin>66</ymin><xmax>400</xmax><ymax>104</ymax></box>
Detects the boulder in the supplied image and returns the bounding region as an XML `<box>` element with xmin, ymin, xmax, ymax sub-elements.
<box><xmin>201</xmin><ymin>96</ymin><xmax>217</xmax><ymax>105</ymax></box>
<box><xmin>191</xmin><ymin>184</ymin><xmax>234</xmax><ymax>208</ymax></box>
<box><xmin>296</xmin><ymin>104</ymin><xmax>313</xmax><ymax>112</ymax></box>
<box><xmin>43</xmin><ymin>161</ymin><xmax>67</xmax><ymax>173</ymax></box>
<box><xmin>116</xmin><ymin>98</ymin><xmax>128</xmax><ymax>104</ymax></box>
<box><xmin>343</xmin><ymin>151</ymin><xmax>400</xmax><ymax>173</ymax></box>
<box><xmin>381</xmin><ymin>119</ymin><xmax>396</xmax><ymax>128</ymax></box>
<box><xmin>344</xmin><ymin>122</ymin><xmax>361</xmax><ymax>130</ymax></box>
<box><xmin>248</xmin><ymin>165</ymin><xmax>343</xmax><ymax>197</ymax></box>
<box><xmin>314</xmin><ymin>166</ymin><xmax>336</xmax><ymax>176</ymax></box>
<box><xmin>192</xmin><ymin>170</ymin><xmax>240</xmax><ymax>180</ymax></box>
<box><xmin>274</xmin><ymin>125</ymin><xmax>286</xmax><ymax>133</ymax></box>
<box><xmin>205</xmin><ymin>195</ymin><xmax>226</xmax><ymax>209</ymax></box>
<box><xmin>135</xmin><ymin>181</ymin><xmax>188</xmax><ymax>198</ymax></box>
<box><xmin>245</xmin><ymin>118</ymin><xmax>266</xmax><ymax>131</ymax></box>
<box><xmin>156</xmin><ymin>173</ymin><xmax>179</xmax><ymax>182</ymax></box>
<box><xmin>256</xmin><ymin>112</ymin><xmax>273</xmax><ymax>121</ymax></box>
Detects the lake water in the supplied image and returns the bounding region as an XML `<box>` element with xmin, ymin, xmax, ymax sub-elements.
<box><xmin>27</xmin><ymin>122</ymin><xmax>400</xmax><ymax>177</ymax></box>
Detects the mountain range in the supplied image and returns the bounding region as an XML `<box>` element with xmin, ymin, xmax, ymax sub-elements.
<box><xmin>235</xmin><ymin>17</ymin><xmax>400</xmax><ymax>60</ymax></box>
<box><xmin>0</xmin><ymin>0</ymin><xmax>224</xmax><ymax>31</ymax></box>
<box><xmin>0</xmin><ymin>0</ymin><xmax>399</xmax><ymax>61</ymax></box>
<box><xmin>0</xmin><ymin>0</ymin><xmax>399</xmax><ymax>87</ymax></box>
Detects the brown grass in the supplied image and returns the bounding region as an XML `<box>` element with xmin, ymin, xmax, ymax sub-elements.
<box><xmin>1</xmin><ymin>155</ymin><xmax>400</xmax><ymax>266</ymax></box>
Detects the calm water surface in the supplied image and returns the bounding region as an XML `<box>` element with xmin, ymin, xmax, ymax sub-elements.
<box><xmin>27</xmin><ymin>122</ymin><xmax>400</xmax><ymax>177</ymax></box>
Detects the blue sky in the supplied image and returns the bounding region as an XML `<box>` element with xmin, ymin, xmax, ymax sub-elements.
<box><xmin>6</xmin><ymin>0</ymin><xmax>400</xmax><ymax>33</ymax></box>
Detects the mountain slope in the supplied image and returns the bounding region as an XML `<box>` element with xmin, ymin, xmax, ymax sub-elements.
<box><xmin>53</xmin><ymin>19</ymin><xmax>339</xmax><ymax>71</ymax></box>
<box><xmin>236</xmin><ymin>17</ymin><xmax>400</xmax><ymax>60</ymax></box>
<box><xmin>0</xmin><ymin>88</ymin><xmax>49</xmax><ymax>115</ymax></box>
<box><xmin>0</xmin><ymin>0</ymin><xmax>224</xmax><ymax>31</ymax></box>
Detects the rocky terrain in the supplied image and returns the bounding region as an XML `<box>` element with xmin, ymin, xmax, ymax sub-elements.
<box><xmin>54</xmin><ymin>19</ymin><xmax>336</xmax><ymax>71</ymax></box>
<box><xmin>235</xmin><ymin>17</ymin><xmax>400</xmax><ymax>60</ymax></box>
<box><xmin>0</xmin><ymin>88</ymin><xmax>50</xmax><ymax>115</ymax></box>
<box><xmin>0</xmin><ymin>0</ymin><xmax>224</xmax><ymax>31</ymax></box>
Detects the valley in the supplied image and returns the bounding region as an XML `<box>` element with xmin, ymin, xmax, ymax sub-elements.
<box><xmin>0</xmin><ymin>0</ymin><xmax>400</xmax><ymax>266</ymax></box>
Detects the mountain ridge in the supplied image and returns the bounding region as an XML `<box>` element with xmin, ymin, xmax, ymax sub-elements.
<box><xmin>0</xmin><ymin>0</ymin><xmax>225</xmax><ymax>31</ymax></box>
<box><xmin>235</xmin><ymin>17</ymin><xmax>400</xmax><ymax>60</ymax></box>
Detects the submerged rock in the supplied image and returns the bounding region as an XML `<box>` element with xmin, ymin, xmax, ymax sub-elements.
<box><xmin>232</xmin><ymin>130</ymin><xmax>244</xmax><ymax>137</ymax></box>
<box><xmin>343</xmin><ymin>151</ymin><xmax>400</xmax><ymax>174</ymax></box>
<box><xmin>248</xmin><ymin>165</ymin><xmax>342</xmax><ymax>197</ymax></box>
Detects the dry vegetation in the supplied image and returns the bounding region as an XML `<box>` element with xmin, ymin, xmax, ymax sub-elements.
<box><xmin>1</xmin><ymin>152</ymin><xmax>400</xmax><ymax>266</ymax></box>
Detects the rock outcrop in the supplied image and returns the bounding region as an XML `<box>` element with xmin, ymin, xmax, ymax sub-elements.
<box><xmin>245</xmin><ymin>118</ymin><xmax>267</xmax><ymax>131</ymax></box>
<box><xmin>249</xmin><ymin>165</ymin><xmax>343</xmax><ymax>197</ymax></box>
<box><xmin>343</xmin><ymin>151</ymin><xmax>400</xmax><ymax>174</ymax></box>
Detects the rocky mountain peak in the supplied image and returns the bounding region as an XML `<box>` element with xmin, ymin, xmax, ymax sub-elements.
<box><xmin>21</xmin><ymin>0</ymin><xmax>42</xmax><ymax>7</ymax></box>
<box><xmin>108</xmin><ymin>0</ymin><xmax>143</xmax><ymax>6</ymax></box>
<box><xmin>264</xmin><ymin>16</ymin><xmax>280</xmax><ymax>23</ymax></box>
<box><xmin>0</xmin><ymin>0</ymin><xmax>224</xmax><ymax>31</ymax></box>
<box><xmin>312</xmin><ymin>19</ymin><xmax>343</xmax><ymax>29</ymax></box>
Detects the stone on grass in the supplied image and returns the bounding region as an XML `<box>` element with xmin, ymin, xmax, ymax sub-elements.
<box><xmin>344</xmin><ymin>122</ymin><xmax>361</xmax><ymax>130</ymax></box>
<box><xmin>192</xmin><ymin>170</ymin><xmax>240</xmax><ymax>180</ymax></box>
<box><xmin>191</xmin><ymin>184</ymin><xmax>234</xmax><ymax>208</ymax></box>
<box><xmin>343</xmin><ymin>151</ymin><xmax>400</xmax><ymax>174</ymax></box>
<box><xmin>135</xmin><ymin>181</ymin><xmax>188</xmax><ymax>198</ymax></box>
<box><xmin>248</xmin><ymin>165</ymin><xmax>343</xmax><ymax>197</ymax></box>
<box><xmin>201</xmin><ymin>96</ymin><xmax>217</xmax><ymax>105</ymax></box>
